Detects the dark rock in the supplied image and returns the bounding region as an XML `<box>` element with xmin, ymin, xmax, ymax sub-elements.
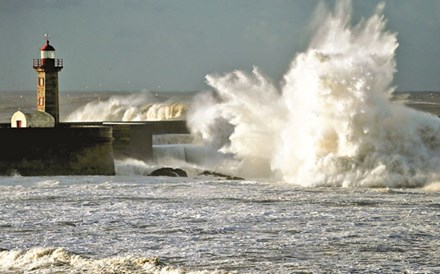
<box><xmin>150</xmin><ymin>167</ymin><xmax>187</xmax><ymax>177</ymax></box>
<box><xmin>198</xmin><ymin>170</ymin><xmax>244</xmax><ymax>180</ymax></box>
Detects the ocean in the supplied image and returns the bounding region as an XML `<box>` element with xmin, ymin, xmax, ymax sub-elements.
<box><xmin>1</xmin><ymin>91</ymin><xmax>440</xmax><ymax>273</ymax></box>
<box><xmin>2</xmin><ymin>2</ymin><xmax>440</xmax><ymax>273</ymax></box>
<box><xmin>0</xmin><ymin>174</ymin><xmax>439</xmax><ymax>273</ymax></box>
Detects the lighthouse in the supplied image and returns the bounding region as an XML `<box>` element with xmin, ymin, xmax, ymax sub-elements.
<box><xmin>32</xmin><ymin>39</ymin><xmax>63</xmax><ymax>125</ymax></box>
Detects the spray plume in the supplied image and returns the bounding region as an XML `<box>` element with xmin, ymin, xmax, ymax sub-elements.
<box><xmin>188</xmin><ymin>1</ymin><xmax>440</xmax><ymax>187</ymax></box>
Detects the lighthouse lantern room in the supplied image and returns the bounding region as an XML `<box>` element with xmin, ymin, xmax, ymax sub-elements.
<box><xmin>33</xmin><ymin>39</ymin><xmax>63</xmax><ymax>125</ymax></box>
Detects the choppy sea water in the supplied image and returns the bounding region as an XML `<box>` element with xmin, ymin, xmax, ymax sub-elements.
<box><xmin>1</xmin><ymin>90</ymin><xmax>440</xmax><ymax>273</ymax></box>
<box><xmin>1</xmin><ymin>176</ymin><xmax>439</xmax><ymax>273</ymax></box>
<box><xmin>2</xmin><ymin>87</ymin><xmax>440</xmax><ymax>273</ymax></box>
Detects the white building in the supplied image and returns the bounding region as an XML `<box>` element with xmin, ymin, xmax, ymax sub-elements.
<box><xmin>11</xmin><ymin>111</ymin><xmax>55</xmax><ymax>128</ymax></box>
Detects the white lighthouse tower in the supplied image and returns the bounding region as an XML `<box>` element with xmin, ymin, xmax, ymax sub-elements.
<box><xmin>32</xmin><ymin>38</ymin><xmax>63</xmax><ymax>125</ymax></box>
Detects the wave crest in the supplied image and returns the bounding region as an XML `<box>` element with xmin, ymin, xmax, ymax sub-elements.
<box><xmin>0</xmin><ymin>247</ymin><xmax>223</xmax><ymax>274</ymax></box>
<box><xmin>65</xmin><ymin>92</ymin><xmax>187</xmax><ymax>122</ymax></box>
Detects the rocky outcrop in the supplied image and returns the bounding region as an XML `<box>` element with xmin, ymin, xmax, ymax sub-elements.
<box><xmin>198</xmin><ymin>170</ymin><xmax>244</xmax><ymax>180</ymax></box>
<box><xmin>149</xmin><ymin>167</ymin><xmax>188</xmax><ymax>177</ymax></box>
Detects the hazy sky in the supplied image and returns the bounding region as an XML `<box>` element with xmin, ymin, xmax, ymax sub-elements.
<box><xmin>0</xmin><ymin>0</ymin><xmax>439</xmax><ymax>92</ymax></box>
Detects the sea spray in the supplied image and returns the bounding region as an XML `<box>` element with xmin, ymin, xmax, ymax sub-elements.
<box><xmin>66</xmin><ymin>92</ymin><xmax>187</xmax><ymax>121</ymax></box>
<box><xmin>187</xmin><ymin>73</ymin><xmax>282</xmax><ymax>177</ymax></box>
<box><xmin>272</xmin><ymin>1</ymin><xmax>400</xmax><ymax>187</ymax></box>
<box><xmin>188</xmin><ymin>1</ymin><xmax>440</xmax><ymax>187</ymax></box>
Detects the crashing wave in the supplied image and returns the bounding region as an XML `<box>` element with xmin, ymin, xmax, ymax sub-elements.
<box><xmin>0</xmin><ymin>247</ymin><xmax>226</xmax><ymax>274</ymax></box>
<box><xmin>187</xmin><ymin>1</ymin><xmax>440</xmax><ymax>188</ymax></box>
<box><xmin>65</xmin><ymin>92</ymin><xmax>187</xmax><ymax>122</ymax></box>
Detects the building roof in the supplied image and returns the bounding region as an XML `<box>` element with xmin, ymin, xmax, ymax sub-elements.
<box><xmin>41</xmin><ymin>40</ymin><xmax>55</xmax><ymax>51</ymax></box>
<box><xmin>11</xmin><ymin>110</ymin><xmax>55</xmax><ymax>128</ymax></box>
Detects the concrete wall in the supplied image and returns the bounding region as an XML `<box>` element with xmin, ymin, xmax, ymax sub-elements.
<box><xmin>0</xmin><ymin>127</ymin><xmax>115</xmax><ymax>176</ymax></box>
<box><xmin>106</xmin><ymin>121</ymin><xmax>188</xmax><ymax>160</ymax></box>
<box><xmin>109</xmin><ymin>123</ymin><xmax>153</xmax><ymax>161</ymax></box>
<box><xmin>67</xmin><ymin>120</ymin><xmax>189</xmax><ymax>161</ymax></box>
<box><xmin>63</xmin><ymin>120</ymin><xmax>188</xmax><ymax>135</ymax></box>
<box><xmin>143</xmin><ymin>120</ymin><xmax>189</xmax><ymax>134</ymax></box>
<box><xmin>0</xmin><ymin>120</ymin><xmax>189</xmax><ymax>175</ymax></box>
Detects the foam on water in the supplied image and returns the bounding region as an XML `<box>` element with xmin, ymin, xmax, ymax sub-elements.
<box><xmin>1</xmin><ymin>175</ymin><xmax>439</xmax><ymax>273</ymax></box>
<box><xmin>423</xmin><ymin>182</ymin><xmax>440</xmax><ymax>192</ymax></box>
<box><xmin>187</xmin><ymin>1</ymin><xmax>440</xmax><ymax>187</ymax></box>
<box><xmin>0</xmin><ymin>247</ymin><xmax>223</xmax><ymax>274</ymax></box>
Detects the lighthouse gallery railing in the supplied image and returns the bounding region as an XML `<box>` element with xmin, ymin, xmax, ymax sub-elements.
<box><xmin>33</xmin><ymin>59</ymin><xmax>63</xmax><ymax>68</ymax></box>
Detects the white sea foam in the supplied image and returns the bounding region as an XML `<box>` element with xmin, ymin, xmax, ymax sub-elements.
<box><xmin>187</xmin><ymin>1</ymin><xmax>440</xmax><ymax>187</ymax></box>
<box><xmin>423</xmin><ymin>182</ymin><xmax>440</xmax><ymax>192</ymax></box>
<box><xmin>1</xmin><ymin>174</ymin><xmax>439</xmax><ymax>272</ymax></box>
<box><xmin>36</xmin><ymin>179</ymin><xmax>60</xmax><ymax>187</ymax></box>
<box><xmin>115</xmin><ymin>158</ymin><xmax>154</xmax><ymax>176</ymax></box>
<box><xmin>0</xmin><ymin>248</ymin><xmax>224</xmax><ymax>274</ymax></box>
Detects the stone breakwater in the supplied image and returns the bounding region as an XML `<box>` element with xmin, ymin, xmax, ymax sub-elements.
<box><xmin>0</xmin><ymin>120</ymin><xmax>188</xmax><ymax>176</ymax></box>
<box><xmin>0</xmin><ymin>126</ymin><xmax>115</xmax><ymax>176</ymax></box>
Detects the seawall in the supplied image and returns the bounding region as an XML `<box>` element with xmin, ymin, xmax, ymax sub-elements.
<box><xmin>0</xmin><ymin>126</ymin><xmax>115</xmax><ymax>176</ymax></box>
<box><xmin>0</xmin><ymin>120</ymin><xmax>189</xmax><ymax>176</ymax></box>
<box><xmin>65</xmin><ymin>120</ymin><xmax>189</xmax><ymax>161</ymax></box>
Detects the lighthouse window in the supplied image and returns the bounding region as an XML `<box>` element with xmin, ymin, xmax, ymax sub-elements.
<box><xmin>38</xmin><ymin>78</ymin><xmax>44</xmax><ymax>86</ymax></box>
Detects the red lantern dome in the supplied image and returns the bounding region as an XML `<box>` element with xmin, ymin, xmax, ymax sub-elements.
<box><xmin>40</xmin><ymin>40</ymin><xmax>55</xmax><ymax>59</ymax></box>
<box><xmin>40</xmin><ymin>40</ymin><xmax>55</xmax><ymax>51</ymax></box>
